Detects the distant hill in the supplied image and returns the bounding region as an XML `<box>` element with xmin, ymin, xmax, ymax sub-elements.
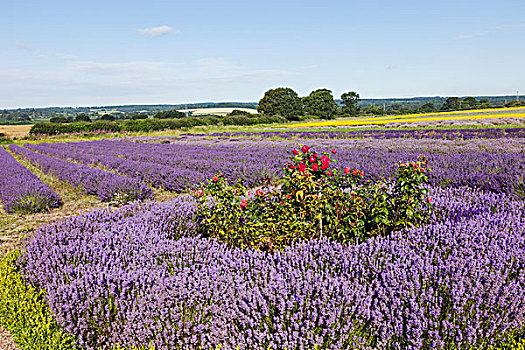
<box><xmin>356</xmin><ymin>95</ymin><xmax>520</xmax><ymax>108</ymax></box>
<box><xmin>1</xmin><ymin>95</ymin><xmax>522</xmax><ymax>122</ymax></box>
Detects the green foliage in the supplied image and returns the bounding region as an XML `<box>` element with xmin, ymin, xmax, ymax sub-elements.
<box><xmin>154</xmin><ymin>110</ymin><xmax>186</xmax><ymax>119</ymax></box>
<box><xmin>30</xmin><ymin>115</ymin><xmax>287</xmax><ymax>135</ymax></box>
<box><xmin>307</xmin><ymin>91</ymin><xmax>336</xmax><ymax>117</ymax></box>
<box><xmin>303</xmin><ymin>89</ymin><xmax>338</xmax><ymax>120</ymax></box>
<box><xmin>99</xmin><ymin>114</ymin><xmax>116</xmax><ymax>121</ymax></box>
<box><xmin>0</xmin><ymin>251</ymin><xmax>78</xmax><ymax>349</ymax></box>
<box><xmin>49</xmin><ymin>116</ymin><xmax>69</xmax><ymax>123</ymax></box>
<box><xmin>340</xmin><ymin>91</ymin><xmax>361</xmax><ymax>116</ymax></box>
<box><xmin>363</xmin><ymin>105</ymin><xmax>384</xmax><ymax>115</ymax></box>
<box><xmin>75</xmin><ymin>114</ymin><xmax>92</xmax><ymax>123</ymax></box>
<box><xmin>193</xmin><ymin>145</ymin><xmax>433</xmax><ymax>251</ymax></box>
<box><xmin>257</xmin><ymin>87</ymin><xmax>304</xmax><ymax>120</ymax></box>
<box><xmin>131</xmin><ymin>113</ymin><xmax>148</xmax><ymax>120</ymax></box>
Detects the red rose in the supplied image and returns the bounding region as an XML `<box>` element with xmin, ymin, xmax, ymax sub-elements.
<box><xmin>332</xmin><ymin>149</ymin><xmax>336</xmax><ymax>154</ymax></box>
<box><xmin>292</xmin><ymin>148</ymin><xmax>298</xmax><ymax>155</ymax></box>
<box><xmin>352</xmin><ymin>169</ymin><xmax>359</xmax><ymax>176</ymax></box>
<box><xmin>326</xmin><ymin>170</ymin><xmax>332</xmax><ymax>176</ymax></box>
<box><xmin>298</xmin><ymin>163</ymin><xmax>307</xmax><ymax>172</ymax></box>
<box><xmin>344</xmin><ymin>167</ymin><xmax>351</xmax><ymax>175</ymax></box>
<box><xmin>301</xmin><ymin>145</ymin><xmax>310</xmax><ymax>153</ymax></box>
<box><xmin>312</xmin><ymin>163</ymin><xmax>319</xmax><ymax>171</ymax></box>
<box><xmin>287</xmin><ymin>195</ymin><xmax>292</xmax><ymax>200</ymax></box>
<box><xmin>360</xmin><ymin>171</ymin><xmax>364</xmax><ymax>177</ymax></box>
<box><xmin>309</xmin><ymin>156</ymin><xmax>316</xmax><ymax>163</ymax></box>
<box><xmin>212</xmin><ymin>176</ymin><xmax>218</xmax><ymax>182</ymax></box>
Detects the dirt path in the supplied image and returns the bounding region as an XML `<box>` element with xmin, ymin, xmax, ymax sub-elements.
<box><xmin>0</xmin><ymin>325</ymin><xmax>17</xmax><ymax>350</ymax></box>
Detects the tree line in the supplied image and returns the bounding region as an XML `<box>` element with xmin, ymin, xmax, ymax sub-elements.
<box><xmin>257</xmin><ymin>88</ymin><xmax>360</xmax><ymax>120</ymax></box>
<box><xmin>256</xmin><ymin>88</ymin><xmax>525</xmax><ymax>120</ymax></box>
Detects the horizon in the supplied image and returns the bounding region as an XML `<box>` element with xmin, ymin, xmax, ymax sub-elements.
<box><xmin>4</xmin><ymin>93</ymin><xmax>523</xmax><ymax>110</ymax></box>
<box><xmin>3</xmin><ymin>92</ymin><xmax>522</xmax><ymax>110</ymax></box>
<box><xmin>2</xmin><ymin>0</ymin><xmax>524</xmax><ymax>109</ymax></box>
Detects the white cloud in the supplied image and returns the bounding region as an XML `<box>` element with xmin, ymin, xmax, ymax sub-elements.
<box><xmin>0</xmin><ymin>58</ymin><xmax>293</xmax><ymax>108</ymax></box>
<box><xmin>458</xmin><ymin>23</ymin><xmax>525</xmax><ymax>39</ymax></box>
<box><xmin>138</xmin><ymin>25</ymin><xmax>179</xmax><ymax>37</ymax></box>
<box><xmin>457</xmin><ymin>34</ymin><xmax>474</xmax><ymax>39</ymax></box>
<box><xmin>14</xmin><ymin>41</ymin><xmax>32</xmax><ymax>50</ymax></box>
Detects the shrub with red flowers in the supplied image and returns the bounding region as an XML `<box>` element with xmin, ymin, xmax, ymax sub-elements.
<box><xmin>193</xmin><ymin>145</ymin><xmax>432</xmax><ymax>250</ymax></box>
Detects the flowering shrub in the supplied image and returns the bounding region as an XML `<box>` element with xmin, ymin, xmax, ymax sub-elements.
<box><xmin>193</xmin><ymin>145</ymin><xmax>432</xmax><ymax>249</ymax></box>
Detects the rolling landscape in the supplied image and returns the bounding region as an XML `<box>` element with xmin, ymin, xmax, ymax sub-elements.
<box><xmin>1</xmin><ymin>0</ymin><xmax>525</xmax><ymax>349</ymax></box>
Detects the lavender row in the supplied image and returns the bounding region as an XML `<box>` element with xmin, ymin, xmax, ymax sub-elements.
<box><xmin>36</xmin><ymin>140</ymin><xmax>525</xmax><ymax>195</ymax></box>
<box><xmin>180</xmin><ymin>127</ymin><xmax>525</xmax><ymax>141</ymax></box>
<box><xmin>9</xmin><ymin>145</ymin><xmax>152</xmax><ymax>203</ymax></box>
<box><xmin>23</xmin><ymin>142</ymin><xmax>206</xmax><ymax>192</ymax></box>
<box><xmin>19</xmin><ymin>187</ymin><xmax>525</xmax><ymax>349</ymax></box>
<box><xmin>0</xmin><ymin>147</ymin><xmax>61</xmax><ymax>214</ymax></box>
<box><xmin>27</xmin><ymin>141</ymin><xmax>285</xmax><ymax>190</ymax></box>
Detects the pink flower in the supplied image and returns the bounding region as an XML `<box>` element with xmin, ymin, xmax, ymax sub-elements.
<box><xmin>309</xmin><ymin>156</ymin><xmax>316</xmax><ymax>163</ymax></box>
<box><xmin>311</xmin><ymin>163</ymin><xmax>319</xmax><ymax>171</ymax></box>
<box><xmin>301</xmin><ymin>145</ymin><xmax>310</xmax><ymax>153</ymax></box>
<box><xmin>298</xmin><ymin>163</ymin><xmax>307</xmax><ymax>172</ymax></box>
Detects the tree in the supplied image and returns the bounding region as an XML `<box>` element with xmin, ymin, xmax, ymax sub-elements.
<box><xmin>228</xmin><ymin>109</ymin><xmax>251</xmax><ymax>116</ymax></box>
<box><xmin>364</xmin><ymin>105</ymin><xmax>384</xmax><ymax>115</ymax></box>
<box><xmin>99</xmin><ymin>114</ymin><xmax>115</xmax><ymax>121</ymax></box>
<box><xmin>75</xmin><ymin>114</ymin><xmax>92</xmax><ymax>122</ymax></box>
<box><xmin>441</xmin><ymin>97</ymin><xmax>461</xmax><ymax>111</ymax></box>
<box><xmin>420</xmin><ymin>103</ymin><xmax>435</xmax><ymax>113</ymax></box>
<box><xmin>340</xmin><ymin>91</ymin><xmax>361</xmax><ymax>116</ymax></box>
<box><xmin>154</xmin><ymin>110</ymin><xmax>186</xmax><ymax>119</ymax></box>
<box><xmin>462</xmin><ymin>97</ymin><xmax>478</xmax><ymax>109</ymax></box>
<box><xmin>49</xmin><ymin>116</ymin><xmax>68</xmax><ymax>123</ymax></box>
<box><xmin>257</xmin><ymin>87</ymin><xmax>303</xmax><ymax>120</ymax></box>
<box><xmin>131</xmin><ymin>113</ymin><xmax>148</xmax><ymax>120</ymax></box>
<box><xmin>303</xmin><ymin>89</ymin><xmax>338</xmax><ymax>120</ymax></box>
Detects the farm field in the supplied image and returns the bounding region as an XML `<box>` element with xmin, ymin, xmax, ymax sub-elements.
<box><xmin>0</xmin><ymin>125</ymin><xmax>33</xmax><ymax>138</ymax></box>
<box><xmin>282</xmin><ymin>106</ymin><xmax>525</xmax><ymax>128</ymax></box>
<box><xmin>0</xmin><ymin>127</ymin><xmax>525</xmax><ymax>349</ymax></box>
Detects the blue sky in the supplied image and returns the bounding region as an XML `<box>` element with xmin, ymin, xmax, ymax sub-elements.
<box><xmin>2</xmin><ymin>0</ymin><xmax>525</xmax><ymax>108</ymax></box>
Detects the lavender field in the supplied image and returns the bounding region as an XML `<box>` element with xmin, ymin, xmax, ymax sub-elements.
<box><xmin>2</xmin><ymin>128</ymin><xmax>525</xmax><ymax>349</ymax></box>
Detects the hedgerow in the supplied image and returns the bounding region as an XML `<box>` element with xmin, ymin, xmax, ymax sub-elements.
<box><xmin>29</xmin><ymin>115</ymin><xmax>287</xmax><ymax>135</ymax></box>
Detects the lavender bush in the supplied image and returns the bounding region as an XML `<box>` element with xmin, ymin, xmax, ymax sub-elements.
<box><xmin>9</xmin><ymin>144</ymin><xmax>152</xmax><ymax>203</ymax></box>
<box><xmin>17</xmin><ymin>186</ymin><xmax>525</xmax><ymax>349</ymax></box>
<box><xmin>0</xmin><ymin>147</ymin><xmax>61</xmax><ymax>213</ymax></box>
<box><xmin>26</xmin><ymin>138</ymin><xmax>525</xmax><ymax>196</ymax></box>
<box><xmin>180</xmin><ymin>127</ymin><xmax>525</xmax><ymax>141</ymax></box>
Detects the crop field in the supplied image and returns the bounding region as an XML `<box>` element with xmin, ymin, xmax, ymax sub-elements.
<box><xmin>282</xmin><ymin>106</ymin><xmax>525</xmax><ymax>128</ymax></box>
<box><xmin>0</xmin><ymin>125</ymin><xmax>33</xmax><ymax>138</ymax></box>
<box><xmin>0</xmin><ymin>127</ymin><xmax>525</xmax><ymax>349</ymax></box>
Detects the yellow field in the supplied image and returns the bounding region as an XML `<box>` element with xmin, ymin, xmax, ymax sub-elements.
<box><xmin>0</xmin><ymin>124</ymin><xmax>33</xmax><ymax>137</ymax></box>
<box><xmin>280</xmin><ymin>106</ymin><xmax>525</xmax><ymax>128</ymax></box>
